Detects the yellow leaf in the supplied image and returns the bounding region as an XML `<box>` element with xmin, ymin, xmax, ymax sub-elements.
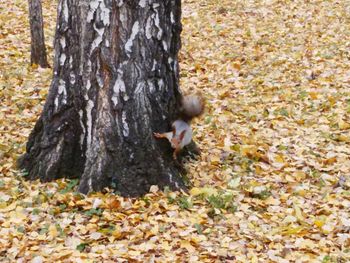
<box><xmin>0</xmin><ymin>201</ymin><xmax>16</xmax><ymax>212</ymax></box>
<box><xmin>328</xmin><ymin>96</ymin><xmax>336</xmax><ymax>106</ymax></box>
<box><xmin>56</xmin><ymin>250</ymin><xmax>73</xmax><ymax>259</ymax></box>
<box><xmin>251</xmin><ymin>255</ymin><xmax>259</xmax><ymax>263</ymax></box>
<box><xmin>268</xmin><ymin>152</ymin><xmax>286</xmax><ymax>169</ymax></box>
<box><xmin>240</xmin><ymin>145</ymin><xmax>258</xmax><ymax>158</ymax></box>
<box><xmin>337</xmin><ymin>134</ymin><xmax>350</xmax><ymax>142</ymax></box>
<box><xmin>48</xmin><ymin>224</ymin><xmax>58</xmax><ymax>238</ymax></box>
<box><xmin>190</xmin><ymin>187</ymin><xmax>218</xmax><ymax>197</ymax></box>
<box><xmin>323</xmin><ymin>157</ymin><xmax>337</xmax><ymax>165</ymax></box>
<box><xmin>309</xmin><ymin>91</ymin><xmax>318</xmax><ymax>100</ymax></box>
<box><xmin>294</xmin><ymin>204</ymin><xmax>304</xmax><ymax>222</ymax></box>
<box><xmin>232</xmin><ymin>62</ymin><xmax>241</xmax><ymax>70</ymax></box>
<box><xmin>314</xmin><ymin>220</ymin><xmax>325</xmax><ymax>228</ymax></box>
<box><xmin>282</xmin><ymin>226</ymin><xmax>305</xmax><ymax>235</ymax></box>
<box><xmin>294</xmin><ymin>171</ymin><xmax>306</xmax><ymax>180</ymax></box>
<box><xmin>274</xmin><ymin>154</ymin><xmax>285</xmax><ymax>164</ymax></box>
<box><xmin>160</xmin><ymin>241</ymin><xmax>171</xmax><ymax>251</ymax></box>
<box><xmin>338</xmin><ymin>119</ymin><xmax>350</xmax><ymax>130</ymax></box>
<box><xmin>210</xmin><ymin>155</ymin><xmax>221</xmax><ymax>165</ymax></box>
<box><xmin>128</xmin><ymin>250</ymin><xmax>141</xmax><ymax>256</ymax></box>
<box><xmin>107</xmin><ymin>196</ymin><xmax>121</xmax><ymax>210</ymax></box>
<box><xmin>180</xmin><ymin>240</ymin><xmax>196</xmax><ymax>253</ymax></box>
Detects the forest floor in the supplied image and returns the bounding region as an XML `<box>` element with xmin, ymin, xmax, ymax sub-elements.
<box><xmin>1</xmin><ymin>0</ymin><xmax>350</xmax><ymax>262</ymax></box>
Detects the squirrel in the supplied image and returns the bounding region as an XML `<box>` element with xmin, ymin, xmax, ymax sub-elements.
<box><xmin>153</xmin><ymin>94</ymin><xmax>205</xmax><ymax>160</ymax></box>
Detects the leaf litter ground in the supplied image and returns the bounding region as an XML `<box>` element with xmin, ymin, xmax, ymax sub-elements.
<box><xmin>0</xmin><ymin>0</ymin><xmax>350</xmax><ymax>262</ymax></box>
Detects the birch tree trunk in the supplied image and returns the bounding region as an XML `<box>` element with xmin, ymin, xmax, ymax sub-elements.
<box><xmin>18</xmin><ymin>0</ymin><xmax>186</xmax><ymax>196</ymax></box>
<box><xmin>28</xmin><ymin>0</ymin><xmax>49</xmax><ymax>68</ymax></box>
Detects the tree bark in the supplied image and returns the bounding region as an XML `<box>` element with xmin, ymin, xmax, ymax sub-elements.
<box><xmin>19</xmin><ymin>0</ymin><xmax>186</xmax><ymax>196</ymax></box>
<box><xmin>28</xmin><ymin>0</ymin><xmax>49</xmax><ymax>68</ymax></box>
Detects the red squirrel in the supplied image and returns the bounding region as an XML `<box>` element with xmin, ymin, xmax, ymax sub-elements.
<box><xmin>153</xmin><ymin>94</ymin><xmax>205</xmax><ymax>159</ymax></box>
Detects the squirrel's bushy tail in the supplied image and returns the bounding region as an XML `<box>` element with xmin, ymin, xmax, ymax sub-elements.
<box><xmin>180</xmin><ymin>94</ymin><xmax>205</xmax><ymax>121</ymax></box>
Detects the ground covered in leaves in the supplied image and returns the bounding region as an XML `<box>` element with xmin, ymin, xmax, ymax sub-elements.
<box><xmin>1</xmin><ymin>0</ymin><xmax>350</xmax><ymax>262</ymax></box>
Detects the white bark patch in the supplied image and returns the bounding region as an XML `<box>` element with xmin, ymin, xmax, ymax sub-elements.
<box><xmin>91</xmin><ymin>24</ymin><xmax>105</xmax><ymax>54</ymax></box>
<box><xmin>168</xmin><ymin>173</ymin><xmax>173</xmax><ymax>183</ymax></box>
<box><xmin>86</xmin><ymin>100</ymin><xmax>94</xmax><ymax>146</ymax></box>
<box><xmin>97</xmin><ymin>75</ymin><xmax>104</xmax><ymax>88</ymax></box>
<box><xmin>125</xmin><ymin>21</ymin><xmax>140</xmax><ymax>55</ymax></box>
<box><xmin>139</xmin><ymin>0</ymin><xmax>147</xmax><ymax>7</ymax></box>
<box><xmin>88</xmin><ymin>1</ymin><xmax>109</xmax><ymax>53</ymax></box>
<box><xmin>135</xmin><ymin>81</ymin><xmax>145</xmax><ymax>94</ymax></box>
<box><xmin>87</xmin><ymin>0</ymin><xmax>99</xmax><ymax>22</ymax></box>
<box><xmin>79</xmin><ymin>110</ymin><xmax>85</xmax><ymax>146</ymax></box>
<box><xmin>60</xmin><ymin>53</ymin><xmax>66</xmax><ymax>66</ymax></box>
<box><xmin>154</xmin><ymin>9</ymin><xmax>163</xmax><ymax>40</ymax></box>
<box><xmin>69</xmin><ymin>56</ymin><xmax>73</xmax><ymax>68</ymax></box>
<box><xmin>58</xmin><ymin>79</ymin><xmax>67</xmax><ymax>105</ymax></box>
<box><xmin>70</xmin><ymin>72</ymin><xmax>76</xmax><ymax>85</ymax></box>
<box><xmin>112</xmin><ymin>73</ymin><xmax>127</xmax><ymax>106</ymax></box>
<box><xmin>111</xmin><ymin>96</ymin><xmax>118</xmax><ymax>106</ymax></box>
<box><xmin>162</xmin><ymin>40</ymin><xmax>168</xmax><ymax>51</ymax></box>
<box><xmin>83</xmin><ymin>82</ymin><xmax>92</xmax><ymax>147</ymax></box>
<box><xmin>54</xmin><ymin>97</ymin><xmax>58</xmax><ymax>109</ymax></box>
<box><xmin>119</xmin><ymin>5</ymin><xmax>127</xmax><ymax>26</ymax></box>
<box><xmin>99</xmin><ymin>0</ymin><xmax>110</xmax><ymax>26</ymax></box>
<box><xmin>60</xmin><ymin>37</ymin><xmax>66</xmax><ymax>49</ymax></box>
<box><xmin>147</xmin><ymin>80</ymin><xmax>155</xmax><ymax>93</ymax></box>
<box><xmin>54</xmin><ymin>79</ymin><xmax>67</xmax><ymax>111</ymax></box>
<box><xmin>62</xmin><ymin>0</ymin><xmax>69</xmax><ymax>23</ymax></box>
<box><xmin>168</xmin><ymin>172</ymin><xmax>179</xmax><ymax>188</ymax></box>
<box><xmin>85</xmin><ymin>79</ymin><xmax>91</xmax><ymax>99</ymax></box>
<box><xmin>122</xmin><ymin>111</ymin><xmax>129</xmax><ymax>137</ymax></box>
<box><xmin>96</xmin><ymin>62</ymin><xmax>104</xmax><ymax>88</ymax></box>
<box><xmin>79</xmin><ymin>3</ymin><xmax>88</xmax><ymax>75</ymax></box>
<box><xmin>145</xmin><ymin>16</ymin><xmax>152</xmax><ymax>39</ymax></box>
<box><xmin>86</xmin><ymin>60</ymin><xmax>92</xmax><ymax>74</ymax></box>
<box><xmin>157</xmin><ymin>79</ymin><xmax>164</xmax><ymax>90</ymax></box>
<box><xmin>170</xmin><ymin>12</ymin><xmax>175</xmax><ymax>23</ymax></box>
<box><xmin>86</xmin><ymin>79</ymin><xmax>91</xmax><ymax>91</ymax></box>
<box><xmin>88</xmin><ymin>176</ymin><xmax>93</xmax><ymax>189</ymax></box>
<box><xmin>151</xmin><ymin>59</ymin><xmax>157</xmax><ymax>71</ymax></box>
<box><xmin>57</xmin><ymin>0</ymin><xmax>62</xmax><ymax>22</ymax></box>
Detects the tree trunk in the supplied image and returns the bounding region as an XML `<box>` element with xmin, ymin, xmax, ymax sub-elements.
<box><xmin>28</xmin><ymin>0</ymin><xmax>49</xmax><ymax>68</ymax></box>
<box><xmin>19</xmin><ymin>0</ymin><xmax>186</xmax><ymax>196</ymax></box>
